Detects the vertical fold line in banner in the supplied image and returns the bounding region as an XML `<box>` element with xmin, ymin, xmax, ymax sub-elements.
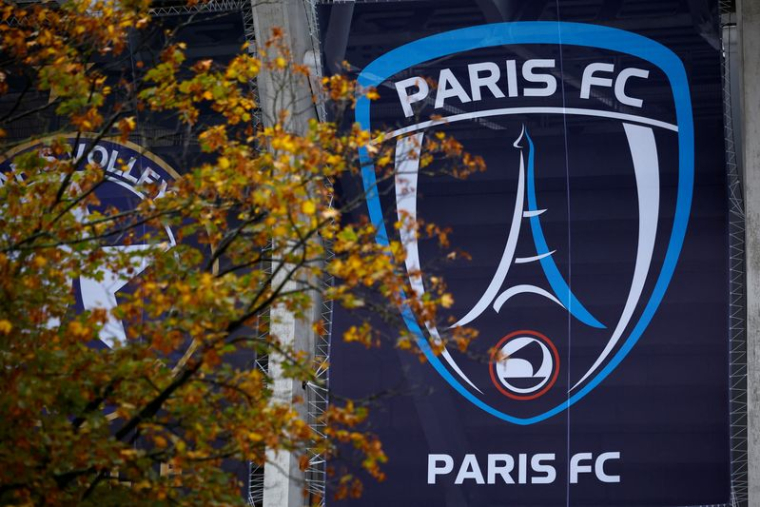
<box><xmin>553</xmin><ymin>9</ymin><xmax>573</xmax><ymax>507</ymax></box>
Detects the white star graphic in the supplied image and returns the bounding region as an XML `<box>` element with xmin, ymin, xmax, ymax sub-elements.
<box><xmin>74</xmin><ymin>202</ymin><xmax>173</xmax><ymax>348</ymax></box>
<box><xmin>79</xmin><ymin>245</ymin><xmax>152</xmax><ymax>348</ymax></box>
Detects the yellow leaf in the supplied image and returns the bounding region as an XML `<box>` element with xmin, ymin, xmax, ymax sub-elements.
<box><xmin>301</xmin><ymin>200</ymin><xmax>316</xmax><ymax>215</ymax></box>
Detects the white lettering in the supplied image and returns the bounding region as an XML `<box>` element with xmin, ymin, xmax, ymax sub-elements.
<box><xmin>570</xmin><ymin>452</ymin><xmax>594</xmax><ymax>484</ymax></box>
<box><xmin>428</xmin><ymin>451</ymin><xmax>618</xmax><ymax>486</ymax></box>
<box><xmin>121</xmin><ymin>157</ymin><xmax>139</xmax><ymax>183</ymax></box>
<box><xmin>427</xmin><ymin>454</ymin><xmax>454</xmax><ymax>484</ymax></box>
<box><xmin>395</xmin><ymin>76</ymin><xmax>430</xmax><ymax>118</ymax></box>
<box><xmin>468</xmin><ymin>62</ymin><xmax>505</xmax><ymax>101</ymax></box>
<box><xmin>531</xmin><ymin>453</ymin><xmax>556</xmax><ymax>484</ymax></box>
<box><xmin>614</xmin><ymin>68</ymin><xmax>649</xmax><ymax>108</ymax></box>
<box><xmin>106</xmin><ymin>149</ymin><xmax>120</xmax><ymax>173</ymax></box>
<box><xmin>87</xmin><ymin>145</ymin><xmax>109</xmax><ymax>168</ymax></box>
<box><xmin>487</xmin><ymin>454</ymin><xmax>514</xmax><ymax>484</ymax></box>
<box><xmin>595</xmin><ymin>452</ymin><xmax>621</xmax><ymax>483</ymax></box>
<box><xmin>518</xmin><ymin>453</ymin><xmax>528</xmax><ymax>484</ymax></box>
<box><xmin>522</xmin><ymin>59</ymin><xmax>557</xmax><ymax>97</ymax></box>
<box><xmin>394</xmin><ymin>58</ymin><xmax>652</xmax><ymax>115</ymax></box>
<box><xmin>505</xmin><ymin>59</ymin><xmax>519</xmax><ymax>97</ymax></box>
<box><xmin>435</xmin><ymin>69</ymin><xmax>471</xmax><ymax>109</ymax></box>
<box><xmin>455</xmin><ymin>454</ymin><xmax>485</xmax><ymax>484</ymax></box>
<box><xmin>580</xmin><ymin>62</ymin><xmax>615</xmax><ymax>99</ymax></box>
<box><xmin>137</xmin><ymin>166</ymin><xmax>160</xmax><ymax>186</ymax></box>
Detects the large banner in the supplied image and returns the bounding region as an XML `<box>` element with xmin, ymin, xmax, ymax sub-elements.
<box><xmin>323</xmin><ymin>1</ymin><xmax>730</xmax><ymax>505</ymax></box>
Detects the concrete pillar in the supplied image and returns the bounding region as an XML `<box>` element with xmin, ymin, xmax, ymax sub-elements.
<box><xmin>250</xmin><ymin>1</ymin><xmax>319</xmax><ymax>506</ymax></box>
<box><xmin>738</xmin><ymin>0</ymin><xmax>760</xmax><ymax>503</ymax></box>
<box><xmin>251</xmin><ymin>0</ymin><xmax>318</xmax><ymax>133</ymax></box>
<box><xmin>264</xmin><ymin>294</ymin><xmax>316</xmax><ymax>507</ymax></box>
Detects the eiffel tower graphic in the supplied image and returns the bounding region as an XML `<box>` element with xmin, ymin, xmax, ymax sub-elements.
<box><xmin>451</xmin><ymin>126</ymin><xmax>606</xmax><ymax>331</ymax></box>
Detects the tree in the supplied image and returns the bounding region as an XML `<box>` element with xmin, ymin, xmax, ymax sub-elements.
<box><xmin>0</xmin><ymin>0</ymin><xmax>482</xmax><ymax>504</ymax></box>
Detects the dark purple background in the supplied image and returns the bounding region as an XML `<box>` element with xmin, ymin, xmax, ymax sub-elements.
<box><xmin>322</xmin><ymin>1</ymin><xmax>730</xmax><ymax>505</ymax></box>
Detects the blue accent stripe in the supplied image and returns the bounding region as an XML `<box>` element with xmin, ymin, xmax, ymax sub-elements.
<box><xmin>524</xmin><ymin>129</ymin><xmax>606</xmax><ymax>329</ymax></box>
<box><xmin>355</xmin><ymin>21</ymin><xmax>694</xmax><ymax>425</ymax></box>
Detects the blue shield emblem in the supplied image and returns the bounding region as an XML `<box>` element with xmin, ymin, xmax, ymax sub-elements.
<box><xmin>355</xmin><ymin>22</ymin><xmax>693</xmax><ymax>425</ymax></box>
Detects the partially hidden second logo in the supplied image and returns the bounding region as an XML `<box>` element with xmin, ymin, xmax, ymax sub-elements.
<box><xmin>0</xmin><ymin>136</ymin><xmax>178</xmax><ymax>349</ymax></box>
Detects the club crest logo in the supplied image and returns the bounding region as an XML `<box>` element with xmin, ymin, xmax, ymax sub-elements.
<box><xmin>356</xmin><ymin>22</ymin><xmax>694</xmax><ymax>424</ymax></box>
<box><xmin>1</xmin><ymin>136</ymin><xmax>178</xmax><ymax>349</ymax></box>
<box><xmin>490</xmin><ymin>330</ymin><xmax>560</xmax><ymax>401</ymax></box>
